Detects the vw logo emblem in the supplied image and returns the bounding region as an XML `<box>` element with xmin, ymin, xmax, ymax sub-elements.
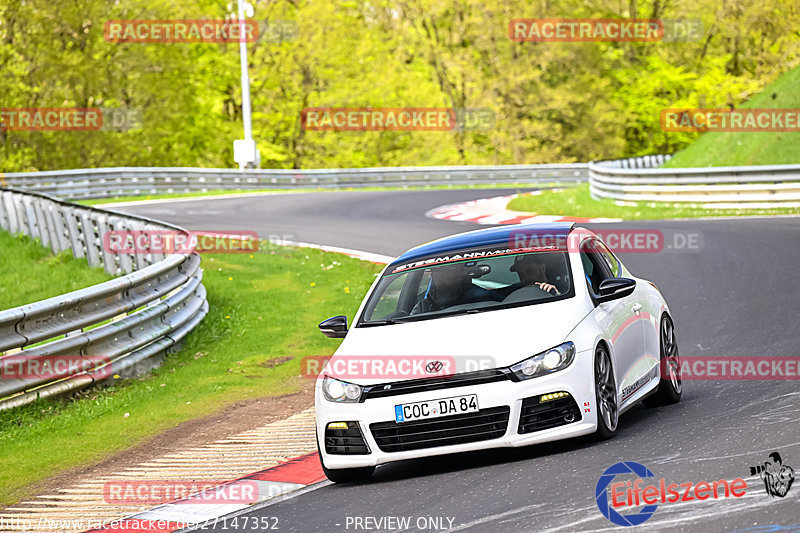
<box><xmin>426</xmin><ymin>361</ymin><xmax>444</xmax><ymax>373</ymax></box>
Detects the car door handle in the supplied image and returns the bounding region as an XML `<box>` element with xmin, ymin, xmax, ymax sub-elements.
<box><xmin>632</xmin><ymin>303</ymin><xmax>642</xmax><ymax>313</ymax></box>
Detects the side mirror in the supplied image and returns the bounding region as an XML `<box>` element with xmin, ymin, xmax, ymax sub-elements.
<box><xmin>319</xmin><ymin>315</ymin><xmax>348</xmax><ymax>338</ymax></box>
<box><xmin>596</xmin><ymin>278</ymin><xmax>636</xmax><ymax>303</ymax></box>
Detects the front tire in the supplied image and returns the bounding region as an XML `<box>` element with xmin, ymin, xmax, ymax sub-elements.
<box><xmin>643</xmin><ymin>315</ymin><xmax>682</xmax><ymax>407</ymax></box>
<box><xmin>594</xmin><ymin>344</ymin><xmax>618</xmax><ymax>440</ymax></box>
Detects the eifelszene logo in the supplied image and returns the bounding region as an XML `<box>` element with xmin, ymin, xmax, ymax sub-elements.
<box><xmin>596</xmin><ymin>461</ymin><xmax>747</xmax><ymax>526</ymax></box>
<box><xmin>749</xmin><ymin>452</ymin><xmax>795</xmax><ymax>498</ymax></box>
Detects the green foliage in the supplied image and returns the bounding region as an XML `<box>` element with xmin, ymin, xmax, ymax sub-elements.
<box><xmin>664</xmin><ymin>64</ymin><xmax>800</xmax><ymax>166</ymax></box>
<box><xmin>1</xmin><ymin>0</ymin><xmax>799</xmax><ymax>171</ymax></box>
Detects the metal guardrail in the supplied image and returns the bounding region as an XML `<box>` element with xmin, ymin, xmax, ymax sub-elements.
<box><xmin>589</xmin><ymin>155</ymin><xmax>800</xmax><ymax>206</ymax></box>
<box><xmin>0</xmin><ymin>164</ymin><xmax>588</xmax><ymax>199</ymax></box>
<box><xmin>2</xmin><ymin>153</ymin><xmax>796</xmax><ymax>409</ymax></box>
<box><xmin>6</xmin><ymin>156</ymin><xmax>799</xmax><ymax>206</ymax></box>
<box><xmin>0</xmin><ymin>187</ymin><xmax>208</xmax><ymax>410</ymax></box>
<box><xmin>0</xmin><ymin>162</ymin><xmax>585</xmax><ymax>410</ymax></box>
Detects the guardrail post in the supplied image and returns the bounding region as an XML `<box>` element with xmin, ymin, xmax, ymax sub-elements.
<box><xmin>109</xmin><ymin>215</ymin><xmax>134</xmax><ymax>274</ymax></box>
<box><xmin>6</xmin><ymin>193</ymin><xmax>22</xmax><ymax>234</ymax></box>
<box><xmin>62</xmin><ymin>207</ymin><xmax>85</xmax><ymax>258</ymax></box>
<box><xmin>79</xmin><ymin>212</ymin><xmax>101</xmax><ymax>267</ymax></box>
<box><xmin>0</xmin><ymin>191</ymin><xmax>10</xmax><ymax>232</ymax></box>
<box><xmin>43</xmin><ymin>201</ymin><xmax>67</xmax><ymax>254</ymax></box>
<box><xmin>32</xmin><ymin>199</ymin><xmax>50</xmax><ymax>248</ymax></box>
<box><xmin>96</xmin><ymin>213</ymin><xmax>119</xmax><ymax>275</ymax></box>
<box><xmin>143</xmin><ymin>223</ymin><xmax>166</xmax><ymax>266</ymax></box>
<box><xmin>20</xmin><ymin>196</ymin><xmax>36</xmax><ymax>238</ymax></box>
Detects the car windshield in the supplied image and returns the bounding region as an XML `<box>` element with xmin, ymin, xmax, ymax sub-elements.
<box><xmin>358</xmin><ymin>251</ymin><xmax>573</xmax><ymax>325</ymax></box>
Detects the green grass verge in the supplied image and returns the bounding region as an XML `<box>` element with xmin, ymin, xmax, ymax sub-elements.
<box><xmin>506</xmin><ymin>183</ymin><xmax>800</xmax><ymax>219</ymax></box>
<box><xmin>0</xmin><ymin>232</ymin><xmax>113</xmax><ymax>309</ymax></box>
<box><xmin>0</xmin><ymin>244</ymin><xmax>383</xmax><ymax>506</ymax></box>
<box><xmin>77</xmin><ymin>182</ymin><xmax>572</xmax><ymax>206</ymax></box>
<box><xmin>664</xmin><ymin>65</ymin><xmax>800</xmax><ymax>167</ymax></box>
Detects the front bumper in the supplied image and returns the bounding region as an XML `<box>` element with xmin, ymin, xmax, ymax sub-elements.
<box><xmin>316</xmin><ymin>350</ymin><xmax>596</xmax><ymax>469</ymax></box>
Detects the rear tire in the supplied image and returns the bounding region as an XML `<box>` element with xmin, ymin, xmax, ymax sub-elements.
<box><xmin>593</xmin><ymin>344</ymin><xmax>618</xmax><ymax>441</ymax></box>
<box><xmin>317</xmin><ymin>436</ymin><xmax>375</xmax><ymax>483</ymax></box>
<box><xmin>643</xmin><ymin>315</ymin><xmax>682</xmax><ymax>407</ymax></box>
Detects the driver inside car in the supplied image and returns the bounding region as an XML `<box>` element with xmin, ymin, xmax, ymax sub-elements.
<box><xmin>510</xmin><ymin>254</ymin><xmax>560</xmax><ymax>294</ymax></box>
<box><xmin>413</xmin><ymin>262</ymin><xmax>501</xmax><ymax>313</ymax></box>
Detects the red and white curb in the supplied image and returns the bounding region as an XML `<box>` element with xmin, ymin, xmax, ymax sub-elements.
<box><xmin>0</xmin><ymin>408</ymin><xmax>324</xmax><ymax>533</ymax></box>
<box><xmin>427</xmin><ymin>192</ymin><xmax>621</xmax><ymax>225</ymax></box>
<box><xmin>86</xmin><ymin>453</ymin><xmax>326</xmax><ymax>533</ymax></box>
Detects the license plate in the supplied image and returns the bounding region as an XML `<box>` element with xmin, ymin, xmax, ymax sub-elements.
<box><xmin>394</xmin><ymin>394</ymin><xmax>479</xmax><ymax>423</ymax></box>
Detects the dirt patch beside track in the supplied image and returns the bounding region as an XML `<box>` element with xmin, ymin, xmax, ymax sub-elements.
<box><xmin>2</xmin><ymin>380</ymin><xmax>314</xmax><ymax>513</ymax></box>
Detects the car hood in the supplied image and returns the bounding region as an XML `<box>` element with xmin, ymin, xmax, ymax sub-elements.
<box><xmin>332</xmin><ymin>297</ymin><xmax>590</xmax><ymax>385</ymax></box>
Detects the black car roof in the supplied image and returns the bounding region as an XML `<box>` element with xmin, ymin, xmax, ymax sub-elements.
<box><xmin>390</xmin><ymin>222</ymin><xmax>576</xmax><ymax>267</ymax></box>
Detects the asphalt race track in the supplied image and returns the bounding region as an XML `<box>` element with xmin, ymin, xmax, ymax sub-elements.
<box><xmin>118</xmin><ymin>191</ymin><xmax>800</xmax><ymax>533</ymax></box>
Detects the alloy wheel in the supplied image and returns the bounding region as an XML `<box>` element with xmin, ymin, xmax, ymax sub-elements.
<box><xmin>595</xmin><ymin>346</ymin><xmax>618</xmax><ymax>432</ymax></box>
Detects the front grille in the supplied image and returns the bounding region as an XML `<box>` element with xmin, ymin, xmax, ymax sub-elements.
<box><xmin>325</xmin><ymin>422</ymin><xmax>370</xmax><ymax>455</ymax></box>
<box><xmin>361</xmin><ymin>369</ymin><xmax>511</xmax><ymax>401</ymax></box>
<box><xmin>517</xmin><ymin>393</ymin><xmax>582</xmax><ymax>434</ymax></box>
<box><xmin>370</xmin><ymin>406</ymin><xmax>510</xmax><ymax>453</ymax></box>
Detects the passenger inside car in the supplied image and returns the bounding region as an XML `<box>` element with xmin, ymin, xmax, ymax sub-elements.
<box><xmin>412</xmin><ymin>263</ymin><xmax>502</xmax><ymax>313</ymax></box>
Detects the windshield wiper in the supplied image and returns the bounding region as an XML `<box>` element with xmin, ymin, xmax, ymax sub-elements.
<box><xmin>359</xmin><ymin>314</ymin><xmax>427</xmax><ymax>326</ymax></box>
<box><xmin>430</xmin><ymin>307</ymin><xmax>485</xmax><ymax>319</ymax></box>
<box><xmin>358</xmin><ymin>319</ymin><xmax>400</xmax><ymax>327</ymax></box>
<box><xmin>359</xmin><ymin>308</ymin><xmax>487</xmax><ymax>327</ymax></box>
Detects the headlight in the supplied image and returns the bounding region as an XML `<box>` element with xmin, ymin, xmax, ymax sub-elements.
<box><xmin>322</xmin><ymin>375</ymin><xmax>363</xmax><ymax>402</ymax></box>
<box><xmin>510</xmin><ymin>342</ymin><xmax>575</xmax><ymax>380</ymax></box>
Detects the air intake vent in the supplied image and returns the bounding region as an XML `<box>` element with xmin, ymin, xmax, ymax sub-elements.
<box><xmin>325</xmin><ymin>422</ymin><xmax>370</xmax><ymax>455</ymax></box>
<box><xmin>518</xmin><ymin>392</ymin><xmax>582</xmax><ymax>434</ymax></box>
<box><xmin>370</xmin><ymin>406</ymin><xmax>510</xmax><ymax>453</ymax></box>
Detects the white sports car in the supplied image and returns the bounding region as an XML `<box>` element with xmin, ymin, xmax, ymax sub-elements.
<box><xmin>315</xmin><ymin>223</ymin><xmax>681</xmax><ymax>482</ymax></box>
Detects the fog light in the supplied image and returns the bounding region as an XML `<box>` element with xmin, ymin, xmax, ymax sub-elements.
<box><xmin>540</xmin><ymin>391</ymin><xmax>569</xmax><ymax>403</ymax></box>
<box><xmin>327</xmin><ymin>422</ymin><xmax>349</xmax><ymax>430</ymax></box>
